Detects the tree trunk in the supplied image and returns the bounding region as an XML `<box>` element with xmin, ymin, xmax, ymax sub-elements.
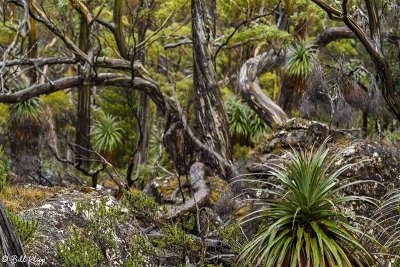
<box><xmin>278</xmin><ymin>74</ymin><xmax>306</xmax><ymax>115</ymax></box>
<box><xmin>126</xmin><ymin>0</ymin><xmax>152</xmax><ymax>186</ymax></box>
<box><xmin>0</xmin><ymin>202</ymin><xmax>28</xmax><ymax>267</ymax></box>
<box><xmin>75</xmin><ymin>17</ymin><xmax>91</xmax><ymax>167</ymax></box>
<box><xmin>28</xmin><ymin>1</ymin><xmax>38</xmax><ymax>84</ymax></box>
<box><xmin>191</xmin><ymin>0</ymin><xmax>232</xmax><ymax>177</ymax></box>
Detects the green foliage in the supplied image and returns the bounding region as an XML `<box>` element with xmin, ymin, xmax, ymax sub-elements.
<box><xmin>285</xmin><ymin>39</ymin><xmax>317</xmax><ymax>78</ymax></box>
<box><xmin>122</xmin><ymin>190</ymin><xmax>164</xmax><ymax>222</ymax></box>
<box><xmin>57</xmin><ymin>197</ymin><xmax>127</xmax><ymax>266</ymax></box>
<box><xmin>238</xmin><ymin>142</ymin><xmax>376</xmax><ymax>266</ymax></box>
<box><xmin>126</xmin><ymin>235</ymin><xmax>158</xmax><ymax>267</ymax></box>
<box><xmin>91</xmin><ymin>110</ymin><xmax>124</xmax><ymax>154</ymax></box>
<box><xmin>326</xmin><ymin>39</ymin><xmax>357</xmax><ymax>57</ymax></box>
<box><xmin>0</xmin><ymin>146</ymin><xmax>7</xmax><ymax>192</ymax></box>
<box><xmin>222</xmin><ymin>24</ymin><xmax>290</xmax><ymax>47</ymax></box>
<box><xmin>7</xmin><ymin>211</ymin><xmax>38</xmax><ymax>245</ymax></box>
<box><xmin>10</xmin><ymin>97</ymin><xmax>42</xmax><ymax>121</ymax></box>
<box><xmin>220</xmin><ymin>222</ymin><xmax>247</xmax><ymax>254</ymax></box>
<box><xmin>232</xmin><ymin>144</ymin><xmax>252</xmax><ymax>160</ymax></box>
<box><xmin>57</xmin><ymin>228</ymin><xmax>104</xmax><ymax>267</ymax></box>
<box><xmin>156</xmin><ymin>219</ymin><xmax>197</xmax><ymax>249</ymax></box>
<box><xmin>225</xmin><ymin>95</ymin><xmax>269</xmax><ymax>145</ymax></box>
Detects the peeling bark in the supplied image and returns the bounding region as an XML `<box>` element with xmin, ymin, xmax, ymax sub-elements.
<box><xmin>192</xmin><ymin>0</ymin><xmax>232</xmax><ymax>177</ymax></box>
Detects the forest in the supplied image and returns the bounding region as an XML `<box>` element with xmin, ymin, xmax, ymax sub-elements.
<box><xmin>0</xmin><ymin>0</ymin><xmax>400</xmax><ymax>266</ymax></box>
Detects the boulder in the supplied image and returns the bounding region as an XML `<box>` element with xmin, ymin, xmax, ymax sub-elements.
<box><xmin>19</xmin><ymin>187</ymin><xmax>140</xmax><ymax>266</ymax></box>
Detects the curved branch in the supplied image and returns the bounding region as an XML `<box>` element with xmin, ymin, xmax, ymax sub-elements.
<box><xmin>238</xmin><ymin>50</ymin><xmax>288</xmax><ymax>127</ymax></box>
<box><xmin>315</xmin><ymin>26</ymin><xmax>355</xmax><ymax>47</ymax></box>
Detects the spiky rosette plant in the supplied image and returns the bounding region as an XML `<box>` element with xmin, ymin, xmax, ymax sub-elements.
<box><xmin>238</xmin><ymin>142</ymin><xmax>377</xmax><ymax>267</ymax></box>
<box><xmin>91</xmin><ymin>111</ymin><xmax>124</xmax><ymax>162</ymax></box>
<box><xmin>225</xmin><ymin>95</ymin><xmax>268</xmax><ymax>146</ymax></box>
<box><xmin>284</xmin><ymin>39</ymin><xmax>317</xmax><ymax>78</ymax></box>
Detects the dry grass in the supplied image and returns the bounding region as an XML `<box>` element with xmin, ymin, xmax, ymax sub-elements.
<box><xmin>0</xmin><ymin>186</ymin><xmax>62</xmax><ymax>213</ymax></box>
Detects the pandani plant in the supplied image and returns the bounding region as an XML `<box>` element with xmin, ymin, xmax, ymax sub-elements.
<box><xmin>238</xmin><ymin>140</ymin><xmax>378</xmax><ymax>267</ymax></box>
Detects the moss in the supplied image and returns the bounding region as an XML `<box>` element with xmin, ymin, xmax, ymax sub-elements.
<box><xmin>220</xmin><ymin>222</ymin><xmax>247</xmax><ymax>254</ymax></box>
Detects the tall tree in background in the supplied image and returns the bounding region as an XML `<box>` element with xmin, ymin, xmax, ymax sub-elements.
<box><xmin>75</xmin><ymin>5</ymin><xmax>92</xmax><ymax>167</ymax></box>
<box><xmin>312</xmin><ymin>0</ymin><xmax>400</xmax><ymax>120</ymax></box>
<box><xmin>127</xmin><ymin>0</ymin><xmax>153</xmax><ymax>185</ymax></box>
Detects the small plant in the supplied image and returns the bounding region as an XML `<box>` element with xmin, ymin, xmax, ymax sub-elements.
<box><xmin>225</xmin><ymin>95</ymin><xmax>269</xmax><ymax>146</ymax></box>
<box><xmin>0</xmin><ymin>146</ymin><xmax>8</xmax><ymax>191</ymax></box>
<box><xmin>122</xmin><ymin>190</ymin><xmax>165</xmax><ymax>222</ymax></box>
<box><xmin>7</xmin><ymin>211</ymin><xmax>38</xmax><ymax>245</ymax></box>
<box><xmin>285</xmin><ymin>39</ymin><xmax>317</xmax><ymax>78</ymax></box>
<box><xmin>126</xmin><ymin>235</ymin><xmax>158</xmax><ymax>267</ymax></box>
<box><xmin>91</xmin><ymin>110</ymin><xmax>124</xmax><ymax>155</ymax></box>
<box><xmin>220</xmin><ymin>222</ymin><xmax>247</xmax><ymax>254</ymax></box>
<box><xmin>238</xmin><ymin>141</ymin><xmax>376</xmax><ymax>266</ymax></box>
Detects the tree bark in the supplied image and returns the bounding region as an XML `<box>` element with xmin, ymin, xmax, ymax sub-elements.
<box><xmin>28</xmin><ymin>1</ymin><xmax>38</xmax><ymax>84</ymax></box>
<box><xmin>191</xmin><ymin>0</ymin><xmax>232</xmax><ymax>177</ymax></box>
<box><xmin>126</xmin><ymin>0</ymin><xmax>152</xmax><ymax>186</ymax></box>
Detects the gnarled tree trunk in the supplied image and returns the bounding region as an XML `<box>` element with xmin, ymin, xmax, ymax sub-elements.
<box><xmin>191</xmin><ymin>0</ymin><xmax>232</xmax><ymax>177</ymax></box>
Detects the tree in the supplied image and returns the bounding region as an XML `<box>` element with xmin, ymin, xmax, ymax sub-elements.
<box><xmin>191</xmin><ymin>0</ymin><xmax>232</xmax><ymax>177</ymax></box>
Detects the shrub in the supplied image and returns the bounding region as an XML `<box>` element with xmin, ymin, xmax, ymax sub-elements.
<box><xmin>57</xmin><ymin>228</ymin><xmax>104</xmax><ymax>267</ymax></box>
<box><xmin>56</xmin><ymin>197</ymin><xmax>126</xmax><ymax>266</ymax></box>
<box><xmin>238</xmin><ymin>142</ymin><xmax>376</xmax><ymax>266</ymax></box>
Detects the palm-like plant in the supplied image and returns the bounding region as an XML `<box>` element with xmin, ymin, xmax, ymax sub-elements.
<box><xmin>284</xmin><ymin>39</ymin><xmax>317</xmax><ymax>78</ymax></box>
<box><xmin>91</xmin><ymin>111</ymin><xmax>124</xmax><ymax>156</ymax></box>
<box><xmin>225</xmin><ymin>96</ymin><xmax>269</xmax><ymax>146</ymax></box>
<box><xmin>238</xmin><ymin>142</ymin><xmax>376</xmax><ymax>266</ymax></box>
<box><xmin>10</xmin><ymin>97</ymin><xmax>42</xmax><ymax>122</ymax></box>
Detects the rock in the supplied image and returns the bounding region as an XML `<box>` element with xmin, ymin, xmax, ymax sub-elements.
<box><xmin>19</xmin><ymin>187</ymin><xmax>140</xmax><ymax>266</ymax></box>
